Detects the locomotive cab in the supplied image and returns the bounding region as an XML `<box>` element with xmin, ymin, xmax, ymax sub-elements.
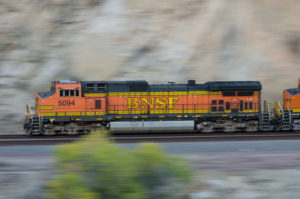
<box><xmin>35</xmin><ymin>80</ymin><xmax>83</xmax><ymax>118</ymax></box>
<box><xmin>282</xmin><ymin>78</ymin><xmax>300</xmax><ymax>130</ymax></box>
<box><xmin>283</xmin><ymin>79</ymin><xmax>300</xmax><ymax>113</ymax></box>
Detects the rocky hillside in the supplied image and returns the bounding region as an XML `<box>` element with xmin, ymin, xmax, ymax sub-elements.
<box><xmin>1</xmin><ymin>0</ymin><xmax>300</xmax><ymax>133</ymax></box>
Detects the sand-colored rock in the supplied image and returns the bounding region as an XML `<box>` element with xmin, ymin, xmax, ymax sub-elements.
<box><xmin>0</xmin><ymin>0</ymin><xmax>300</xmax><ymax>133</ymax></box>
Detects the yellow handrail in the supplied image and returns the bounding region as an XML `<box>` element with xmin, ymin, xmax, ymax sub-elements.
<box><xmin>26</xmin><ymin>104</ymin><xmax>32</xmax><ymax>119</ymax></box>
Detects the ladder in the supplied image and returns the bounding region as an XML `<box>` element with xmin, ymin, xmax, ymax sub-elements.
<box><xmin>260</xmin><ymin>112</ymin><xmax>270</xmax><ymax>131</ymax></box>
<box><xmin>281</xmin><ymin>110</ymin><xmax>292</xmax><ymax>131</ymax></box>
<box><xmin>30</xmin><ymin>116</ymin><xmax>43</xmax><ymax>135</ymax></box>
<box><xmin>259</xmin><ymin>100</ymin><xmax>271</xmax><ymax>131</ymax></box>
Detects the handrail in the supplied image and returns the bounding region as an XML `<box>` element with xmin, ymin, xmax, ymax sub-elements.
<box><xmin>278</xmin><ymin>102</ymin><xmax>284</xmax><ymax>117</ymax></box>
<box><xmin>287</xmin><ymin>101</ymin><xmax>292</xmax><ymax>126</ymax></box>
<box><xmin>267</xmin><ymin>102</ymin><xmax>271</xmax><ymax>120</ymax></box>
<box><xmin>25</xmin><ymin>104</ymin><xmax>32</xmax><ymax>119</ymax></box>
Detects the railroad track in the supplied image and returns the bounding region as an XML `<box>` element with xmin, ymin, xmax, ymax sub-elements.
<box><xmin>1</xmin><ymin>132</ymin><xmax>300</xmax><ymax>146</ymax></box>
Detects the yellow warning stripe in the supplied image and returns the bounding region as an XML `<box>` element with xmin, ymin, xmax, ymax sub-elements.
<box><xmin>107</xmin><ymin>91</ymin><xmax>260</xmax><ymax>96</ymax></box>
<box><xmin>107</xmin><ymin>91</ymin><xmax>223</xmax><ymax>96</ymax></box>
<box><xmin>41</xmin><ymin>111</ymin><xmax>105</xmax><ymax>117</ymax></box>
<box><xmin>84</xmin><ymin>93</ymin><xmax>106</xmax><ymax>97</ymax></box>
<box><xmin>41</xmin><ymin>110</ymin><xmax>258</xmax><ymax>116</ymax></box>
<box><xmin>39</xmin><ymin>105</ymin><xmax>54</xmax><ymax>110</ymax></box>
<box><xmin>288</xmin><ymin>109</ymin><xmax>300</xmax><ymax>113</ymax></box>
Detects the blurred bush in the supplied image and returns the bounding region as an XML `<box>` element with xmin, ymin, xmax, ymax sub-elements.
<box><xmin>45</xmin><ymin>131</ymin><xmax>194</xmax><ymax>199</ymax></box>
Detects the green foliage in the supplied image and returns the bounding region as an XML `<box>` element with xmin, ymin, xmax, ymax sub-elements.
<box><xmin>46</xmin><ymin>131</ymin><xmax>194</xmax><ymax>199</ymax></box>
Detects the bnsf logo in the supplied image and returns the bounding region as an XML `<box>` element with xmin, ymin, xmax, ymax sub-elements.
<box><xmin>126</xmin><ymin>97</ymin><xmax>178</xmax><ymax>109</ymax></box>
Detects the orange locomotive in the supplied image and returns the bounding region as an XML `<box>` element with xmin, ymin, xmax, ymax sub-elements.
<box><xmin>281</xmin><ymin>78</ymin><xmax>300</xmax><ymax>130</ymax></box>
<box><xmin>24</xmin><ymin>80</ymin><xmax>262</xmax><ymax>135</ymax></box>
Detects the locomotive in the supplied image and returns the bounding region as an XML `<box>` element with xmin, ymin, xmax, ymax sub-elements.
<box><xmin>23</xmin><ymin>79</ymin><xmax>300</xmax><ymax>135</ymax></box>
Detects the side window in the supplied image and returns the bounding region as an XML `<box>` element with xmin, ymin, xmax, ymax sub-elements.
<box><xmin>218</xmin><ymin>106</ymin><xmax>224</xmax><ymax>112</ymax></box>
<box><xmin>219</xmin><ymin>100</ymin><xmax>224</xmax><ymax>105</ymax></box>
<box><xmin>95</xmin><ymin>100</ymin><xmax>101</xmax><ymax>109</ymax></box>
<box><xmin>237</xmin><ymin>91</ymin><xmax>254</xmax><ymax>96</ymax></box>
<box><xmin>245</xmin><ymin>102</ymin><xmax>248</xmax><ymax>110</ymax></box>
<box><xmin>65</xmin><ymin>90</ymin><xmax>70</xmax><ymax>97</ymax></box>
<box><xmin>211</xmin><ymin>106</ymin><xmax>217</xmax><ymax>112</ymax></box>
<box><xmin>249</xmin><ymin>102</ymin><xmax>253</xmax><ymax>109</ymax></box>
<box><xmin>87</xmin><ymin>84</ymin><xmax>94</xmax><ymax>92</ymax></box>
<box><xmin>222</xmin><ymin>91</ymin><xmax>235</xmax><ymax>96</ymax></box>
<box><xmin>59</xmin><ymin>89</ymin><xmax>79</xmax><ymax>97</ymax></box>
<box><xmin>96</xmin><ymin>84</ymin><xmax>106</xmax><ymax>92</ymax></box>
<box><xmin>211</xmin><ymin>100</ymin><xmax>217</xmax><ymax>105</ymax></box>
<box><xmin>226</xmin><ymin>102</ymin><xmax>230</xmax><ymax>110</ymax></box>
<box><xmin>240</xmin><ymin>100</ymin><xmax>244</xmax><ymax>111</ymax></box>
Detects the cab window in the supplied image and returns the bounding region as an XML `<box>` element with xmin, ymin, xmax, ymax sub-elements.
<box><xmin>59</xmin><ymin>89</ymin><xmax>79</xmax><ymax>97</ymax></box>
<box><xmin>76</xmin><ymin>89</ymin><xmax>80</xmax><ymax>97</ymax></box>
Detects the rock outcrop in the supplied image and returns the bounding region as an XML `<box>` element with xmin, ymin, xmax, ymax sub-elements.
<box><xmin>1</xmin><ymin>0</ymin><xmax>300</xmax><ymax>133</ymax></box>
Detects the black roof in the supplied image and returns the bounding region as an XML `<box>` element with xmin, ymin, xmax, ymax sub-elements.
<box><xmin>80</xmin><ymin>80</ymin><xmax>262</xmax><ymax>92</ymax></box>
<box><xmin>205</xmin><ymin>81</ymin><xmax>262</xmax><ymax>91</ymax></box>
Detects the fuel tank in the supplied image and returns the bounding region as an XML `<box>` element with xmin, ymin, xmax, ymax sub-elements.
<box><xmin>110</xmin><ymin>120</ymin><xmax>195</xmax><ymax>133</ymax></box>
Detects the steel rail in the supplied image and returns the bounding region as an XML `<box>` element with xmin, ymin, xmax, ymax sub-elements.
<box><xmin>1</xmin><ymin>132</ymin><xmax>300</xmax><ymax>145</ymax></box>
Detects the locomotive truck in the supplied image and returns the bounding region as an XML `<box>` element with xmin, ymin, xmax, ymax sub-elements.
<box><xmin>23</xmin><ymin>79</ymin><xmax>300</xmax><ymax>135</ymax></box>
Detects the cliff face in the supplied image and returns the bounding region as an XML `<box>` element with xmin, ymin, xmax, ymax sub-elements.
<box><xmin>1</xmin><ymin>0</ymin><xmax>300</xmax><ymax>133</ymax></box>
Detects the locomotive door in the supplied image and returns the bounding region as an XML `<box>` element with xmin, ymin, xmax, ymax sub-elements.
<box><xmin>85</xmin><ymin>97</ymin><xmax>106</xmax><ymax>115</ymax></box>
<box><xmin>230</xmin><ymin>99</ymin><xmax>239</xmax><ymax>113</ymax></box>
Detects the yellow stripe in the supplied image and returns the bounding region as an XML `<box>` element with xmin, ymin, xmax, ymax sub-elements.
<box><xmin>103</xmin><ymin>90</ymin><xmax>260</xmax><ymax>96</ymax></box>
<box><xmin>106</xmin><ymin>109</ymin><xmax>259</xmax><ymax>115</ymax></box>
<box><xmin>86</xmin><ymin>112</ymin><xmax>95</xmax><ymax>116</ymax></box>
<box><xmin>97</xmin><ymin>118</ymin><xmax>103</xmax><ymax>120</ymax></box>
<box><xmin>290</xmin><ymin>109</ymin><xmax>300</xmax><ymax>112</ymax></box>
<box><xmin>107</xmin><ymin>110</ymin><xmax>148</xmax><ymax>114</ymax></box>
<box><xmin>108</xmin><ymin>91</ymin><xmax>223</xmax><ymax>96</ymax></box>
<box><xmin>42</xmin><ymin>112</ymin><xmax>56</xmax><ymax>116</ymax></box>
<box><xmin>208</xmin><ymin>91</ymin><xmax>222</xmax><ymax>95</ymax></box>
<box><xmin>150</xmin><ymin>110</ymin><xmax>210</xmax><ymax>114</ymax></box>
<box><xmin>57</xmin><ymin>112</ymin><xmax>65</xmax><ymax>116</ymax></box>
<box><xmin>84</xmin><ymin>93</ymin><xmax>106</xmax><ymax>97</ymax></box>
<box><xmin>107</xmin><ymin>109</ymin><xmax>210</xmax><ymax>114</ymax></box>
<box><xmin>39</xmin><ymin>105</ymin><xmax>54</xmax><ymax>110</ymax></box>
<box><xmin>75</xmin><ymin>118</ymin><xmax>81</xmax><ymax>120</ymax></box>
<box><xmin>66</xmin><ymin>112</ymin><xmax>81</xmax><ymax>116</ymax></box>
<box><xmin>189</xmin><ymin>91</ymin><xmax>209</xmax><ymax>95</ymax></box>
<box><xmin>41</xmin><ymin>110</ymin><xmax>259</xmax><ymax>117</ymax></box>
<box><xmin>96</xmin><ymin>111</ymin><xmax>105</xmax><ymax>115</ymax></box>
<box><xmin>241</xmin><ymin>110</ymin><xmax>259</xmax><ymax>113</ymax></box>
<box><xmin>43</xmin><ymin>112</ymin><xmax>106</xmax><ymax>117</ymax></box>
